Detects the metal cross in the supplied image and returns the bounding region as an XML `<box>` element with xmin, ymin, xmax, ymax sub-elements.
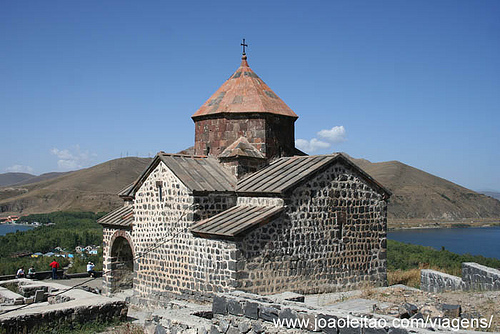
<box><xmin>241</xmin><ymin>39</ymin><xmax>248</xmax><ymax>55</ymax></box>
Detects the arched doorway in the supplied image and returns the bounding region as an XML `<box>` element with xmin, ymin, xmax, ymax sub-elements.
<box><xmin>110</xmin><ymin>236</ymin><xmax>134</xmax><ymax>292</ymax></box>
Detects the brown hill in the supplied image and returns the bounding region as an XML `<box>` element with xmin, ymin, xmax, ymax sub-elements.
<box><xmin>0</xmin><ymin>173</ymin><xmax>34</xmax><ymax>187</ymax></box>
<box><xmin>0</xmin><ymin>171</ymin><xmax>69</xmax><ymax>187</ymax></box>
<box><xmin>0</xmin><ymin>157</ymin><xmax>150</xmax><ymax>215</ymax></box>
<box><xmin>1</xmin><ymin>155</ymin><xmax>499</xmax><ymax>221</ymax></box>
<box><xmin>480</xmin><ymin>191</ymin><xmax>500</xmax><ymax>201</ymax></box>
<box><xmin>348</xmin><ymin>156</ymin><xmax>500</xmax><ymax>220</ymax></box>
<box><xmin>12</xmin><ymin>172</ymin><xmax>71</xmax><ymax>186</ymax></box>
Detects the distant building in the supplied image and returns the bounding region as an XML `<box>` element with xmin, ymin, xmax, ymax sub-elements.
<box><xmin>0</xmin><ymin>215</ymin><xmax>21</xmax><ymax>224</ymax></box>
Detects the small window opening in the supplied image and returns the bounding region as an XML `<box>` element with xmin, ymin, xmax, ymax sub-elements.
<box><xmin>156</xmin><ymin>181</ymin><xmax>163</xmax><ymax>202</ymax></box>
<box><xmin>338</xmin><ymin>211</ymin><xmax>346</xmax><ymax>240</ymax></box>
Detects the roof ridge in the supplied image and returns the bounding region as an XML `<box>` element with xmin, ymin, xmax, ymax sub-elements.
<box><xmin>158</xmin><ymin>151</ymin><xmax>208</xmax><ymax>159</ymax></box>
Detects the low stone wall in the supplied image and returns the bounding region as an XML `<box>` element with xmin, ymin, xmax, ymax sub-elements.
<box><xmin>0</xmin><ymin>300</ymin><xmax>127</xmax><ymax>334</ymax></box>
<box><xmin>420</xmin><ymin>262</ymin><xmax>500</xmax><ymax>292</ymax></box>
<box><xmin>0</xmin><ymin>270</ymin><xmax>64</xmax><ymax>281</ymax></box>
<box><xmin>462</xmin><ymin>262</ymin><xmax>500</xmax><ymax>291</ymax></box>
<box><xmin>420</xmin><ymin>270</ymin><xmax>464</xmax><ymax>293</ymax></box>
<box><xmin>0</xmin><ymin>271</ymin><xmax>100</xmax><ymax>282</ymax></box>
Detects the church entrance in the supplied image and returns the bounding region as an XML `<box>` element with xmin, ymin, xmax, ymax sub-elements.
<box><xmin>110</xmin><ymin>236</ymin><xmax>134</xmax><ymax>292</ymax></box>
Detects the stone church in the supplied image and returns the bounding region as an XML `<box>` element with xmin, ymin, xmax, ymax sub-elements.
<box><xmin>99</xmin><ymin>51</ymin><xmax>391</xmax><ymax>306</ymax></box>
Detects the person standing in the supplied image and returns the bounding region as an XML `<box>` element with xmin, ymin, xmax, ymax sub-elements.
<box><xmin>49</xmin><ymin>259</ymin><xmax>60</xmax><ymax>279</ymax></box>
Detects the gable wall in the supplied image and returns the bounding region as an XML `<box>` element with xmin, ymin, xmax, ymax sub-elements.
<box><xmin>131</xmin><ymin>162</ymin><xmax>237</xmax><ymax>305</ymax></box>
<box><xmin>236</xmin><ymin>162</ymin><xmax>387</xmax><ymax>295</ymax></box>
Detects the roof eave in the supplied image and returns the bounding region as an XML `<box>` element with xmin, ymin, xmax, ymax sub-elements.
<box><xmin>191</xmin><ymin>190</ymin><xmax>236</xmax><ymax>196</ymax></box>
<box><xmin>235</xmin><ymin>191</ymin><xmax>283</xmax><ymax>197</ymax></box>
<box><xmin>99</xmin><ymin>223</ymin><xmax>132</xmax><ymax>229</ymax></box>
<box><xmin>191</xmin><ymin>111</ymin><xmax>298</xmax><ymax>121</ymax></box>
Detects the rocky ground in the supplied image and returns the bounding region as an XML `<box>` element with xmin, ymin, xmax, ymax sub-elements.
<box><xmin>108</xmin><ymin>285</ymin><xmax>499</xmax><ymax>333</ymax></box>
<box><xmin>361</xmin><ymin>286</ymin><xmax>499</xmax><ymax>332</ymax></box>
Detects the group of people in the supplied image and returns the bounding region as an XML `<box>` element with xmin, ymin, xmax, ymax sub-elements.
<box><xmin>15</xmin><ymin>260</ymin><xmax>96</xmax><ymax>279</ymax></box>
<box><xmin>15</xmin><ymin>266</ymin><xmax>36</xmax><ymax>279</ymax></box>
<box><xmin>16</xmin><ymin>260</ymin><xmax>60</xmax><ymax>279</ymax></box>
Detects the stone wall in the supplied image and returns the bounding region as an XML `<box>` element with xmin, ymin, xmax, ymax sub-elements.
<box><xmin>420</xmin><ymin>270</ymin><xmax>464</xmax><ymax>293</ymax></box>
<box><xmin>420</xmin><ymin>262</ymin><xmax>500</xmax><ymax>292</ymax></box>
<box><xmin>219</xmin><ymin>157</ymin><xmax>267</xmax><ymax>179</ymax></box>
<box><xmin>462</xmin><ymin>262</ymin><xmax>500</xmax><ymax>291</ymax></box>
<box><xmin>235</xmin><ymin>162</ymin><xmax>388</xmax><ymax>295</ymax></box>
<box><xmin>0</xmin><ymin>300</ymin><xmax>127</xmax><ymax>334</ymax></box>
<box><xmin>131</xmin><ymin>162</ymin><xmax>238</xmax><ymax>305</ymax></box>
<box><xmin>237</xmin><ymin>197</ymin><xmax>284</xmax><ymax>207</ymax></box>
<box><xmin>193</xmin><ymin>113</ymin><xmax>295</xmax><ymax>159</ymax></box>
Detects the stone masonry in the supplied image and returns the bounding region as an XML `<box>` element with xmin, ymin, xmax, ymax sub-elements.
<box><xmin>122</xmin><ymin>158</ymin><xmax>388</xmax><ymax>304</ymax></box>
<box><xmin>193</xmin><ymin>113</ymin><xmax>296</xmax><ymax>159</ymax></box>
<box><xmin>235</xmin><ymin>162</ymin><xmax>387</xmax><ymax>295</ymax></box>
<box><xmin>421</xmin><ymin>262</ymin><xmax>500</xmax><ymax>292</ymax></box>
<box><xmin>131</xmin><ymin>162</ymin><xmax>238</xmax><ymax>305</ymax></box>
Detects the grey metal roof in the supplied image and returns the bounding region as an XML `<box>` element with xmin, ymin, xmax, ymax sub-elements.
<box><xmin>237</xmin><ymin>155</ymin><xmax>337</xmax><ymax>194</ymax></box>
<box><xmin>237</xmin><ymin>153</ymin><xmax>391</xmax><ymax>197</ymax></box>
<box><xmin>159</xmin><ymin>153</ymin><xmax>236</xmax><ymax>193</ymax></box>
<box><xmin>191</xmin><ymin>205</ymin><xmax>283</xmax><ymax>238</ymax></box>
<box><xmin>118</xmin><ymin>183</ymin><xmax>134</xmax><ymax>198</ymax></box>
<box><xmin>98</xmin><ymin>205</ymin><xmax>133</xmax><ymax>227</ymax></box>
<box><xmin>121</xmin><ymin>153</ymin><xmax>237</xmax><ymax>198</ymax></box>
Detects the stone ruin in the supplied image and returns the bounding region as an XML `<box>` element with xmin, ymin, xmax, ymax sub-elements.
<box><xmin>0</xmin><ymin>279</ymin><xmax>127</xmax><ymax>333</ymax></box>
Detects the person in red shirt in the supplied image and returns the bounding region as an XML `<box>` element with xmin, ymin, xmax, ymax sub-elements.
<box><xmin>49</xmin><ymin>260</ymin><xmax>60</xmax><ymax>279</ymax></box>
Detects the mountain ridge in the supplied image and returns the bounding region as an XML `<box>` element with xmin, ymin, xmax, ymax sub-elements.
<box><xmin>1</xmin><ymin>155</ymin><xmax>499</xmax><ymax>222</ymax></box>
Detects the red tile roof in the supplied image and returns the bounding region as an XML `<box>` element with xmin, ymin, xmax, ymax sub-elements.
<box><xmin>192</xmin><ymin>55</ymin><xmax>298</xmax><ymax>119</ymax></box>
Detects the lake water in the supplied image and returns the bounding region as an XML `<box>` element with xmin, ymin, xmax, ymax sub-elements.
<box><xmin>0</xmin><ymin>224</ymin><xmax>34</xmax><ymax>236</ymax></box>
<box><xmin>388</xmin><ymin>226</ymin><xmax>500</xmax><ymax>259</ymax></box>
<box><xmin>1</xmin><ymin>224</ymin><xmax>498</xmax><ymax>259</ymax></box>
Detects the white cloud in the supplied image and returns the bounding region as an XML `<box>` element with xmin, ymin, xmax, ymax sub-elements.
<box><xmin>50</xmin><ymin>145</ymin><xmax>96</xmax><ymax>171</ymax></box>
<box><xmin>296</xmin><ymin>125</ymin><xmax>347</xmax><ymax>154</ymax></box>
<box><xmin>5</xmin><ymin>165</ymin><xmax>34</xmax><ymax>174</ymax></box>
<box><xmin>317</xmin><ymin>126</ymin><xmax>347</xmax><ymax>143</ymax></box>
<box><xmin>295</xmin><ymin>138</ymin><xmax>331</xmax><ymax>153</ymax></box>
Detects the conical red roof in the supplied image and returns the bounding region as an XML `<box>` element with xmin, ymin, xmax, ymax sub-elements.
<box><xmin>192</xmin><ymin>55</ymin><xmax>298</xmax><ymax>119</ymax></box>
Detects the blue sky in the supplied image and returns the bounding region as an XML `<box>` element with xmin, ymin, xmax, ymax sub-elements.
<box><xmin>1</xmin><ymin>0</ymin><xmax>499</xmax><ymax>191</ymax></box>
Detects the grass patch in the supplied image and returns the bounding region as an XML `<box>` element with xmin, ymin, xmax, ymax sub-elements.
<box><xmin>387</xmin><ymin>268</ymin><xmax>421</xmax><ymax>288</ymax></box>
<box><xmin>387</xmin><ymin>239</ymin><xmax>500</xmax><ymax>288</ymax></box>
<box><xmin>1</xmin><ymin>282</ymin><xmax>19</xmax><ymax>294</ymax></box>
<box><xmin>387</xmin><ymin>239</ymin><xmax>500</xmax><ymax>276</ymax></box>
<box><xmin>29</xmin><ymin>318</ymin><xmax>142</xmax><ymax>334</ymax></box>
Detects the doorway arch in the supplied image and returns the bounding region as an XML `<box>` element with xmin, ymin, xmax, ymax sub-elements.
<box><xmin>109</xmin><ymin>234</ymin><xmax>134</xmax><ymax>292</ymax></box>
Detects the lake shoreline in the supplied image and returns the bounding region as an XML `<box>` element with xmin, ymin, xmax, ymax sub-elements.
<box><xmin>388</xmin><ymin>218</ymin><xmax>500</xmax><ymax>231</ymax></box>
<box><xmin>0</xmin><ymin>222</ymin><xmax>37</xmax><ymax>226</ymax></box>
<box><xmin>388</xmin><ymin>223</ymin><xmax>500</xmax><ymax>231</ymax></box>
<box><xmin>388</xmin><ymin>225</ymin><xmax>500</xmax><ymax>259</ymax></box>
<box><xmin>0</xmin><ymin>224</ymin><xmax>35</xmax><ymax>236</ymax></box>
